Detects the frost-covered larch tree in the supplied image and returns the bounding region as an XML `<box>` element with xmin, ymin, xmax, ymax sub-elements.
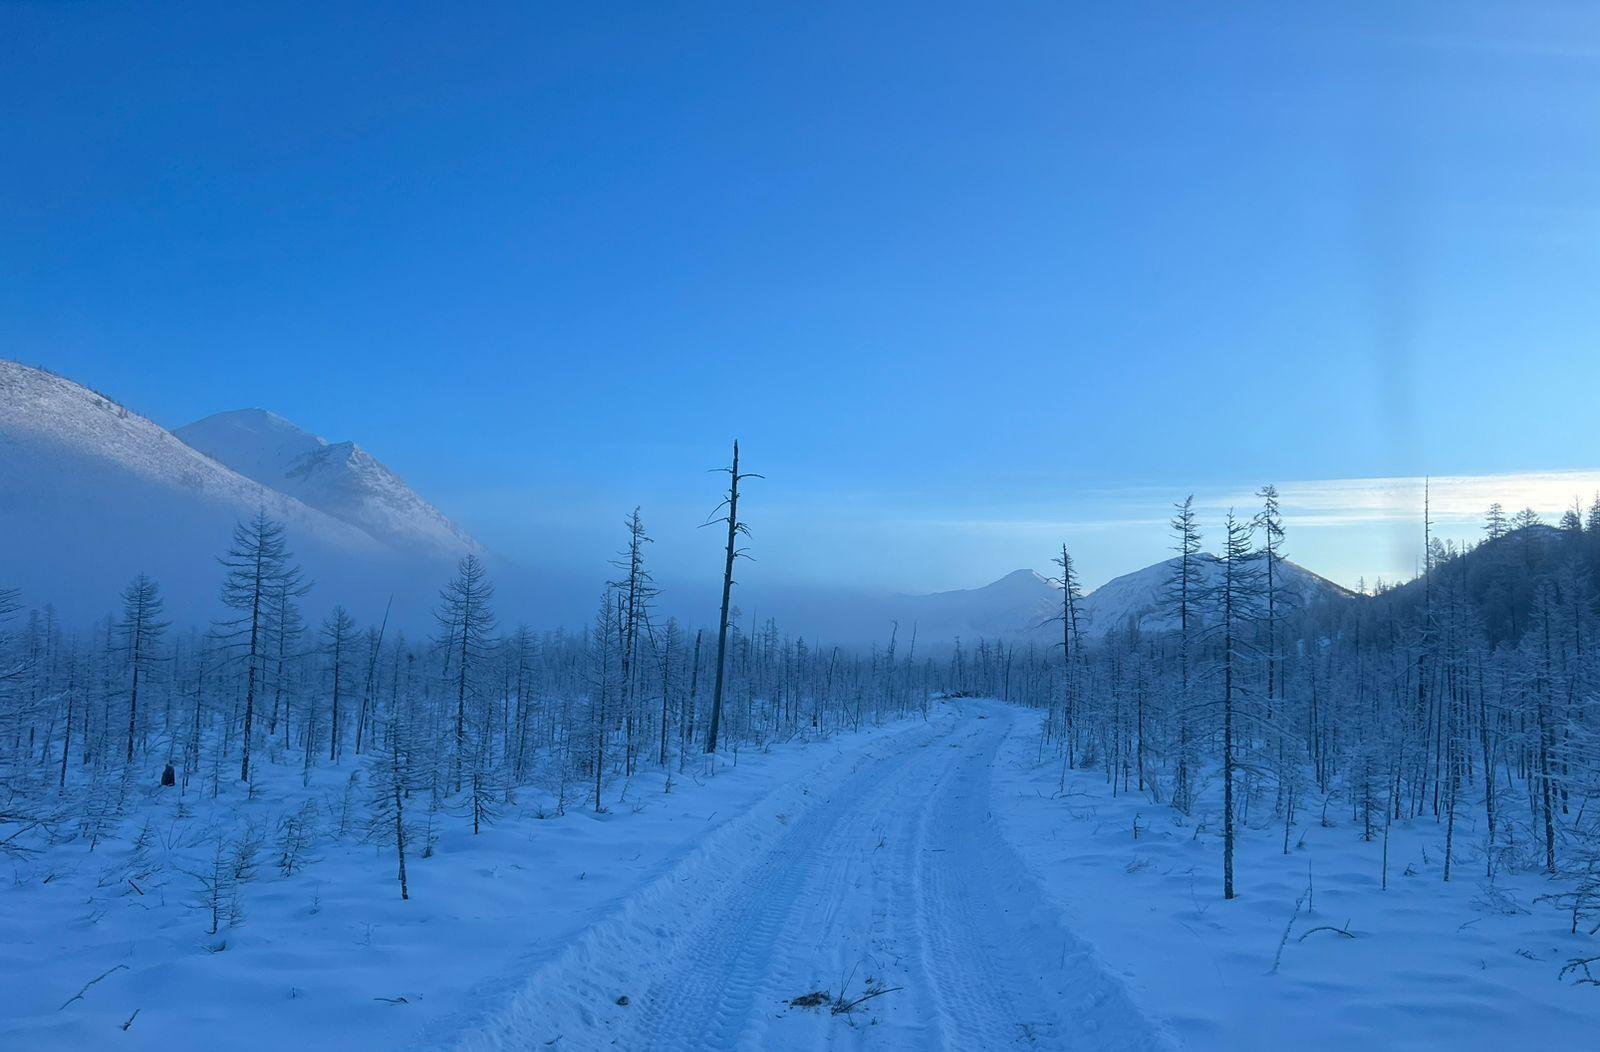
<box><xmin>434</xmin><ymin>554</ymin><xmax>496</xmax><ymax>794</ymax></box>
<box><xmin>1161</xmin><ymin>495</ymin><xmax>1205</xmax><ymax>815</ymax></box>
<box><xmin>610</xmin><ymin>507</ymin><xmax>657</xmax><ymax>776</ymax></box>
<box><xmin>116</xmin><ymin>573</ymin><xmax>169</xmax><ymax>768</ymax></box>
<box><xmin>217</xmin><ymin>512</ymin><xmax>308</xmax><ymax>783</ymax></box>
<box><xmin>321</xmin><ymin>605</ymin><xmax>357</xmax><ymax>763</ymax></box>
<box><xmin>1207</xmin><ymin>509</ymin><xmax>1261</xmax><ymax>901</ymax></box>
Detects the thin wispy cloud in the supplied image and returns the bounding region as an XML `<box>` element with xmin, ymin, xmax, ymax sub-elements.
<box><xmin>1218</xmin><ymin>470</ymin><xmax>1600</xmax><ymax>528</ymax></box>
<box><xmin>815</xmin><ymin>469</ymin><xmax>1600</xmax><ymax>595</ymax></box>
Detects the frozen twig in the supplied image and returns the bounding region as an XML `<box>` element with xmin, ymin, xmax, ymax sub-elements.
<box><xmin>58</xmin><ymin>964</ymin><xmax>127</xmax><ymax>1010</ymax></box>
<box><xmin>1297</xmin><ymin>922</ymin><xmax>1355</xmax><ymax>942</ymax></box>
<box><xmin>831</xmin><ymin>985</ymin><xmax>904</xmax><ymax>1015</ymax></box>
<box><xmin>1269</xmin><ymin>888</ymin><xmax>1311</xmax><ymax>974</ymax></box>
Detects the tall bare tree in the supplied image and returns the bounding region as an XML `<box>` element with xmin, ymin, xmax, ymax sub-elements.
<box><xmin>1046</xmin><ymin>543</ymin><xmax>1085</xmax><ymax>767</ymax></box>
<box><xmin>434</xmin><ymin>554</ymin><xmax>496</xmax><ymax>793</ymax></box>
<box><xmin>218</xmin><ymin>512</ymin><xmax>307</xmax><ymax>782</ymax></box>
<box><xmin>1161</xmin><ymin>495</ymin><xmax>1204</xmax><ymax>814</ymax></box>
<box><xmin>703</xmin><ymin>441</ymin><xmax>760</xmax><ymax>754</ymax></box>
<box><xmin>1208</xmin><ymin>510</ymin><xmax>1261</xmax><ymax>900</ymax></box>
<box><xmin>322</xmin><ymin>605</ymin><xmax>357</xmax><ymax>763</ymax></box>
<box><xmin>610</xmin><ymin>508</ymin><xmax>658</xmax><ymax>775</ymax></box>
<box><xmin>117</xmin><ymin>573</ymin><xmax>169</xmax><ymax>767</ymax></box>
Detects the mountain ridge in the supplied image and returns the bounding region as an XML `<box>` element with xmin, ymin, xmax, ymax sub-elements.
<box><xmin>176</xmin><ymin>408</ymin><xmax>480</xmax><ymax>558</ymax></box>
<box><xmin>1</xmin><ymin>358</ymin><xmax>1357</xmax><ymax>639</ymax></box>
<box><xmin>0</xmin><ymin>359</ymin><xmax>476</xmax><ymax>623</ymax></box>
<box><xmin>888</xmin><ymin>553</ymin><xmax>1355</xmax><ymax>644</ymax></box>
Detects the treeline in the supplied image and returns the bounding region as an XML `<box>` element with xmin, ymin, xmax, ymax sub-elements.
<box><xmin>6</xmin><ymin>470</ymin><xmax>1600</xmax><ymax>936</ymax></box>
<box><xmin>1014</xmin><ymin>487</ymin><xmax>1600</xmax><ymax>942</ymax></box>
<box><xmin>2</xmin><ymin>556</ymin><xmax>935</xmax><ymax>883</ymax></box>
<box><xmin>0</xmin><ymin>446</ymin><xmax>948</xmax><ymax>901</ymax></box>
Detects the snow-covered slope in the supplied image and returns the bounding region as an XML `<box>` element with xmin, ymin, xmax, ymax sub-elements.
<box><xmin>1080</xmin><ymin>552</ymin><xmax>1354</xmax><ymax>638</ymax></box>
<box><xmin>0</xmin><ymin>361</ymin><xmax>463</xmax><ymax>622</ymax></box>
<box><xmin>175</xmin><ymin>409</ymin><xmax>480</xmax><ymax>559</ymax></box>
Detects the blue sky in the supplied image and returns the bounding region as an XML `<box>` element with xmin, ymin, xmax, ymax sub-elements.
<box><xmin>4</xmin><ymin>3</ymin><xmax>1598</xmax><ymax>596</ymax></box>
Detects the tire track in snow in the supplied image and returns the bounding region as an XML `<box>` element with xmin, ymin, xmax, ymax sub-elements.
<box><xmin>451</xmin><ymin>704</ymin><xmax>1168</xmax><ymax>1051</ymax></box>
<box><xmin>445</xmin><ymin>719</ymin><xmax>949</xmax><ymax>1052</ymax></box>
<box><xmin>621</xmin><ymin>730</ymin><xmax>939</xmax><ymax>1051</ymax></box>
<box><xmin>913</xmin><ymin>708</ymin><xmax>1166</xmax><ymax>1050</ymax></box>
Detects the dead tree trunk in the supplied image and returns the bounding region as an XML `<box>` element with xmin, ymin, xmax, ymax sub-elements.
<box><xmin>705</xmin><ymin>440</ymin><xmax>759</xmax><ymax>754</ymax></box>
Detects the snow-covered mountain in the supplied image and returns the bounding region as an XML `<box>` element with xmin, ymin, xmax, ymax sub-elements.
<box><xmin>890</xmin><ymin>555</ymin><xmax>1353</xmax><ymax>645</ymax></box>
<box><xmin>1078</xmin><ymin>553</ymin><xmax>1355</xmax><ymax>638</ymax></box>
<box><xmin>1</xmin><ymin>357</ymin><xmax>1357</xmax><ymax>639</ymax></box>
<box><xmin>0</xmin><ymin>360</ymin><xmax>475</xmax><ymax>622</ymax></box>
<box><xmin>175</xmin><ymin>409</ymin><xmax>479</xmax><ymax>559</ymax></box>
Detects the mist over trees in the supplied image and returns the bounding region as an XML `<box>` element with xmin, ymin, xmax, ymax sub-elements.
<box><xmin>3</xmin><ymin>460</ymin><xmax>1600</xmax><ymax>980</ymax></box>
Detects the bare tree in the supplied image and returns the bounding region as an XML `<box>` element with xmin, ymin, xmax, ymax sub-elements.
<box><xmin>610</xmin><ymin>508</ymin><xmax>658</xmax><ymax>776</ymax></box>
<box><xmin>116</xmin><ymin>574</ymin><xmax>169</xmax><ymax>767</ymax></box>
<box><xmin>434</xmin><ymin>554</ymin><xmax>496</xmax><ymax>793</ymax></box>
<box><xmin>703</xmin><ymin>441</ymin><xmax>760</xmax><ymax>754</ymax></box>
<box><xmin>1207</xmin><ymin>510</ymin><xmax>1261</xmax><ymax>901</ymax></box>
<box><xmin>217</xmin><ymin>512</ymin><xmax>307</xmax><ymax>782</ymax></box>
<box><xmin>1161</xmin><ymin>495</ymin><xmax>1204</xmax><ymax>814</ymax></box>
<box><xmin>1044</xmin><ymin>543</ymin><xmax>1085</xmax><ymax>767</ymax></box>
<box><xmin>321</xmin><ymin>605</ymin><xmax>357</xmax><ymax>763</ymax></box>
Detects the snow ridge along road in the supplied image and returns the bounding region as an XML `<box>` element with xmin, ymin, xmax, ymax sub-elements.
<box><xmin>453</xmin><ymin>702</ymin><xmax>1168</xmax><ymax>1051</ymax></box>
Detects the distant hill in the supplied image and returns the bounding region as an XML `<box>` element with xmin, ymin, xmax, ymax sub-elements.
<box><xmin>884</xmin><ymin>569</ymin><xmax>1062</xmax><ymax>643</ymax></box>
<box><xmin>1</xmin><ymin>357</ymin><xmax>1365</xmax><ymax>639</ymax></box>
<box><xmin>884</xmin><ymin>555</ymin><xmax>1354</xmax><ymax>646</ymax></box>
<box><xmin>1383</xmin><ymin>522</ymin><xmax>1590</xmax><ymax>647</ymax></box>
<box><xmin>1076</xmin><ymin>553</ymin><xmax>1355</xmax><ymax>638</ymax></box>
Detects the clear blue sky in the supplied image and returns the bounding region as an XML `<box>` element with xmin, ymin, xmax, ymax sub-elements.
<box><xmin>3</xmin><ymin>3</ymin><xmax>1597</xmax><ymax>595</ymax></box>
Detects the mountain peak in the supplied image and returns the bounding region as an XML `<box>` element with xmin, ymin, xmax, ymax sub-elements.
<box><xmin>0</xmin><ymin>358</ymin><xmax>396</xmax><ymax>618</ymax></box>
<box><xmin>176</xmin><ymin>408</ymin><xmax>478</xmax><ymax>559</ymax></box>
<box><xmin>884</xmin><ymin>553</ymin><xmax>1353</xmax><ymax>645</ymax></box>
<box><xmin>995</xmin><ymin>568</ymin><xmax>1053</xmax><ymax>587</ymax></box>
<box><xmin>177</xmin><ymin>409</ymin><xmax>327</xmax><ymax>484</ymax></box>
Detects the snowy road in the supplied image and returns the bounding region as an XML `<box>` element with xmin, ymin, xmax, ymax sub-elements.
<box><xmin>455</xmin><ymin>704</ymin><xmax>1165</xmax><ymax>1052</ymax></box>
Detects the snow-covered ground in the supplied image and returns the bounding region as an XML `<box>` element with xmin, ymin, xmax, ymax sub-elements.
<box><xmin>992</xmin><ymin>705</ymin><xmax>1599</xmax><ymax>1051</ymax></box>
<box><xmin>1</xmin><ymin>717</ymin><xmax>935</xmax><ymax>1051</ymax></box>
<box><xmin>455</xmin><ymin>701</ymin><xmax>1160</xmax><ymax>1051</ymax></box>
<box><xmin>6</xmin><ymin>701</ymin><xmax>1596</xmax><ymax>1050</ymax></box>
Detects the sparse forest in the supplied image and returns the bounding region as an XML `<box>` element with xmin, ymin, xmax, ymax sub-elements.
<box><xmin>6</xmin><ymin>473</ymin><xmax>1600</xmax><ymax>915</ymax></box>
<box><xmin>0</xmin><ymin>451</ymin><xmax>939</xmax><ymax>907</ymax></box>
<box><xmin>9</xmin><ymin>2</ymin><xmax>1598</xmax><ymax>1045</ymax></box>
<box><xmin>4</xmin><ymin>472</ymin><xmax>1600</xmax><ymax>1048</ymax></box>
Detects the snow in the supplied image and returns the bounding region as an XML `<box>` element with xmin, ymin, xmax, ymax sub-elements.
<box><xmin>0</xmin><ymin>363</ymin><xmax>374</xmax><ymax>552</ymax></box>
<box><xmin>454</xmin><ymin>702</ymin><xmax>1162</xmax><ymax>1051</ymax></box>
<box><xmin>176</xmin><ymin>409</ymin><xmax>481</xmax><ymax>560</ymax></box>
<box><xmin>5</xmin><ymin>701</ymin><xmax>1595</xmax><ymax>1051</ymax></box>
<box><xmin>171</xmin><ymin>409</ymin><xmax>327</xmax><ymax>487</ymax></box>
<box><xmin>889</xmin><ymin>560</ymin><xmax>1353</xmax><ymax>647</ymax></box>
<box><xmin>992</xmin><ymin>705</ymin><xmax>1599</xmax><ymax>1051</ymax></box>
<box><xmin>0</xmin><ymin>715</ymin><xmax>940</xmax><ymax>1052</ymax></box>
<box><xmin>0</xmin><ymin>360</ymin><xmax>470</xmax><ymax>624</ymax></box>
<box><xmin>1076</xmin><ymin>554</ymin><xmax>1353</xmax><ymax>639</ymax></box>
